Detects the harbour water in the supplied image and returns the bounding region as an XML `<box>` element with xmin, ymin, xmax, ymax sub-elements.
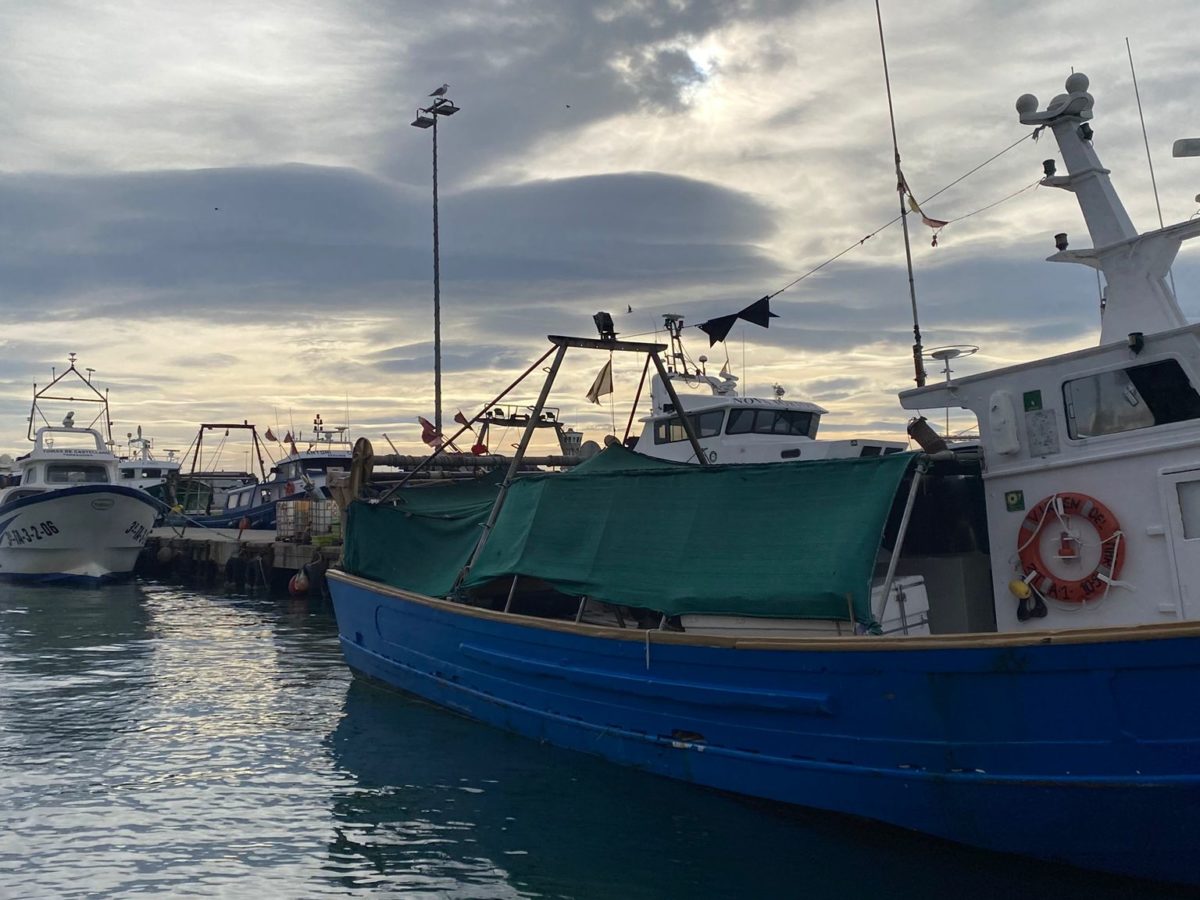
<box><xmin>0</xmin><ymin>581</ymin><xmax>1192</xmax><ymax>899</ymax></box>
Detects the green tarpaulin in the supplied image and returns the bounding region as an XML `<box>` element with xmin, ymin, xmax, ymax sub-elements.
<box><xmin>463</xmin><ymin>448</ymin><xmax>915</xmax><ymax>621</ymax></box>
<box><xmin>343</xmin><ymin>447</ymin><xmax>917</xmax><ymax>622</ymax></box>
<box><xmin>341</xmin><ymin>475</ymin><xmax>499</xmax><ymax>598</ymax></box>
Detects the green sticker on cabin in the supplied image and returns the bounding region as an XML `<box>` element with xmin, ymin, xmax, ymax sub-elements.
<box><xmin>1023</xmin><ymin>390</ymin><xmax>1042</xmax><ymax>411</ymax></box>
<box><xmin>1005</xmin><ymin>490</ymin><xmax>1025</xmax><ymax>512</ymax></box>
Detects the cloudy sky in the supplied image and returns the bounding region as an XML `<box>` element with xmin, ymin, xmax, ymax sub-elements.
<box><xmin>2</xmin><ymin>0</ymin><xmax>1198</xmax><ymax>465</ymax></box>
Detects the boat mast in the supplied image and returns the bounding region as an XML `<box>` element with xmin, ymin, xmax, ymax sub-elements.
<box><xmin>26</xmin><ymin>353</ymin><xmax>114</xmax><ymax>444</ymax></box>
<box><xmin>874</xmin><ymin>0</ymin><xmax>927</xmax><ymax>388</ymax></box>
<box><xmin>1017</xmin><ymin>73</ymin><xmax>1196</xmax><ymax>342</ymax></box>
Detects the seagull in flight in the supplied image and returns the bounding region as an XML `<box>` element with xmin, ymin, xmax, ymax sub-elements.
<box><xmin>429</xmin><ymin>83</ymin><xmax>450</xmax><ymax>97</ymax></box>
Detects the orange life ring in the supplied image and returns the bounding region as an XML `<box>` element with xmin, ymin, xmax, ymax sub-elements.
<box><xmin>1016</xmin><ymin>492</ymin><xmax>1125</xmax><ymax>603</ymax></box>
<box><xmin>285</xmin><ymin>481</ymin><xmax>296</xmax><ymax>496</ymax></box>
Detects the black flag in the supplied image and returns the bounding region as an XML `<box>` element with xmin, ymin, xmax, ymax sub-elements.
<box><xmin>737</xmin><ymin>296</ymin><xmax>779</xmax><ymax>328</ymax></box>
<box><xmin>696</xmin><ymin>297</ymin><xmax>780</xmax><ymax>346</ymax></box>
<box><xmin>697</xmin><ymin>314</ymin><xmax>738</xmax><ymax>346</ymax></box>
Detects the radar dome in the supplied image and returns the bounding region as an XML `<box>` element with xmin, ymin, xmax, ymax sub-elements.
<box><xmin>1015</xmin><ymin>93</ymin><xmax>1039</xmax><ymax>115</ymax></box>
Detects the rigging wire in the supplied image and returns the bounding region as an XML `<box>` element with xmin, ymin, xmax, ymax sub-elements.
<box><xmin>918</xmin><ymin>132</ymin><xmax>1036</xmax><ymax>210</ymax></box>
<box><xmin>937</xmin><ymin>178</ymin><xmax>1042</xmax><ymax>227</ymax></box>
<box><xmin>619</xmin><ymin>131</ymin><xmax>1040</xmax><ymax>343</ymax></box>
<box><xmin>1126</xmin><ymin>37</ymin><xmax>1176</xmax><ymax>298</ymax></box>
<box><xmin>765</xmin><ymin>133</ymin><xmax>1040</xmax><ymax>302</ymax></box>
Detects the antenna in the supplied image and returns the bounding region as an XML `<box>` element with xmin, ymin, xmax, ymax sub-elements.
<box><xmin>1126</xmin><ymin>38</ymin><xmax>1175</xmax><ymax>298</ymax></box>
<box><xmin>875</xmin><ymin>0</ymin><xmax>927</xmax><ymax>388</ymax></box>
<box><xmin>661</xmin><ymin>314</ymin><xmax>691</xmax><ymax>376</ymax></box>
<box><xmin>925</xmin><ymin>345</ymin><xmax>978</xmax><ymax>434</ymax></box>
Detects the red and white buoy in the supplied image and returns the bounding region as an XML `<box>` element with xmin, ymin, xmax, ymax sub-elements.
<box><xmin>288</xmin><ymin>566</ymin><xmax>310</xmax><ymax>596</ymax></box>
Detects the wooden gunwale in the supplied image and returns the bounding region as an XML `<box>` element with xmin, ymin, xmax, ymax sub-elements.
<box><xmin>330</xmin><ymin>569</ymin><xmax>1200</xmax><ymax>652</ymax></box>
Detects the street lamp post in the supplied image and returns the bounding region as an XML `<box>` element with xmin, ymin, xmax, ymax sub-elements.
<box><xmin>411</xmin><ymin>86</ymin><xmax>460</xmax><ymax>438</ymax></box>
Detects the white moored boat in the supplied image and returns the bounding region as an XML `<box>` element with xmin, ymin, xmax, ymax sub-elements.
<box><xmin>118</xmin><ymin>426</ymin><xmax>184</xmax><ymax>504</ymax></box>
<box><xmin>634</xmin><ymin>314</ymin><xmax>907</xmax><ymax>463</ymax></box>
<box><xmin>0</xmin><ymin>356</ymin><xmax>160</xmax><ymax>584</ymax></box>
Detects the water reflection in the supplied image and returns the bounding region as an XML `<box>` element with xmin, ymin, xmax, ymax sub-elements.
<box><xmin>1</xmin><ymin>582</ymin><xmax>1192</xmax><ymax>898</ymax></box>
<box><xmin>0</xmin><ymin>583</ymin><xmax>154</xmax><ymax>760</ymax></box>
<box><xmin>326</xmin><ymin>679</ymin><xmax>1196</xmax><ymax>900</ymax></box>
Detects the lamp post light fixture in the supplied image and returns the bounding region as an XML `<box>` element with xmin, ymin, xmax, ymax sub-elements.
<box><xmin>410</xmin><ymin>86</ymin><xmax>461</xmax><ymax>438</ymax></box>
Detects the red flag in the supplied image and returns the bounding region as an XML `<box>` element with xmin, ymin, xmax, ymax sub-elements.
<box><xmin>283</xmin><ymin>431</ymin><xmax>293</xmax><ymax>443</ymax></box>
<box><xmin>418</xmin><ymin>416</ymin><xmax>443</xmax><ymax>447</ymax></box>
<box><xmin>264</xmin><ymin>427</ymin><xmax>277</xmax><ymax>442</ymax></box>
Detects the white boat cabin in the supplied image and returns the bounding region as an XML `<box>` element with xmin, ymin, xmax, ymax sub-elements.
<box><xmin>1</xmin><ymin>424</ymin><xmax>118</xmax><ymax>503</ymax></box>
<box><xmin>119</xmin><ymin>430</ymin><xmax>181</xmax><ymax>492</ymax></box>
<box><xmin>899</xmin><ymin>72</ymin><xmax>1200</xmax><ymax>633</ymax></box>
<box><xmin>635</xmin><ymin>319</ymin><xmax>906</xmax><ymax>464</ymax></box>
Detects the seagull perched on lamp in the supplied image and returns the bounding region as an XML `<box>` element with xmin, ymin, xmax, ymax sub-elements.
<box><xmin>429</xmin><ymin>83</ymin><xmax>450</xmax><ymax>97</ymax></box>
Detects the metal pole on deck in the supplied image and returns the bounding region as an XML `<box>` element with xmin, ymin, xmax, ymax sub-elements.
<box><xmin>875</xmin><ymin>460</ymin><xmax>926</xmax><ymax>627</ymax></box>
<box><xmin>377</xmin><ymin>344</ymin><xmax>557</xmax><ymax>501</ymax></box>
<box><xmin>649</xmin><ymin>351</ymin><xmax>710</xmax><ymax>466</ymax></box>
<box><xmin>457</xmin><ymin>341</ymin><xmax>570</xmax><ymax>583</ymax></box>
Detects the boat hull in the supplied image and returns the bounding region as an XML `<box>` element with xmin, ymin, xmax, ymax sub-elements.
<box><xmin>165</xmin><ymin>489</ymin><xmax>322</xmax><ymax>531</ymax></box>
<box><xmin>0</xmin><ymin>485</ymin><xmax>160</xmax><ymax>583</ymax></box>
<box><xmin>168</xmin><ymin>503</ymin><xmax>278</xmax><ymax>531</ymax></box>
<box><xmin>329</xmin><ymin>570</ymin><xmax>1200</xmax><ymax>887</ymax></box>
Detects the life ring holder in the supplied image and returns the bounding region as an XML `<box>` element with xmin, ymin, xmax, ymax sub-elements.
<box><xmin>1016</xmin><ymin>492</ymin><xmax>1125</xmax><ymax>604</ymax></box>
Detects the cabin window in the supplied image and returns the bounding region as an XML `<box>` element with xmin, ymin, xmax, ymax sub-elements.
<box><xmin>725</xmin><ymin>408</ymin><xmax>817</xmax><ymax>438</ymax></box>
<box><xmin>46</xmin><ymin>463</ymin><xmax>109</xmax><ymax>484</ymax></box>
<box><xmin>142</xmin><ymin>468</ymin><xmax>162</xmax><ymax>478</ymax></box>
<box><xmin>1063</xmin><ymin>360</ymin><xmax>1200</xmax><ymax>438</ymax></box>
<box><xmin>653</xmin><ymin>410</ymin><xmax>725</xmax><ymax>444</ymax></box>
<box><xmin>1177</xmin><ymin>481</ymin><xmax>1200</xmax><ymax>540</ymax></box>
<box><xmin>6</xmin><ymin>489</ymin><xmax>44</xmax><ymax>501</ymax></box>
<box><xmin>25</xmin><ymin>470</ymin><xmax>37</xmax><ymax>484</ymax></box>
<box><xmin>121</xmin><ymin>469</ymin><xmax>136</xmax><ymax>479</ymax></box>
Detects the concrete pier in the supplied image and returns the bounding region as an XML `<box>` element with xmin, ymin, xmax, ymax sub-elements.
<box><xmin>140</xmin><ymin>525</ymin><xmax>341</xmax><ymax>596</ymax></box>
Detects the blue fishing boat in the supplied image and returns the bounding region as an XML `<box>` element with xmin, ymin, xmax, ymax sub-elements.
<box><xmin>172</xmin><ymin>416</ymin><xmax>352</xmax><ymax>530</ymax></box>
<box><xmin>327</xmin><ymin>74</ymin><xmax>1200</xmax><ymax>886</ymax></box>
